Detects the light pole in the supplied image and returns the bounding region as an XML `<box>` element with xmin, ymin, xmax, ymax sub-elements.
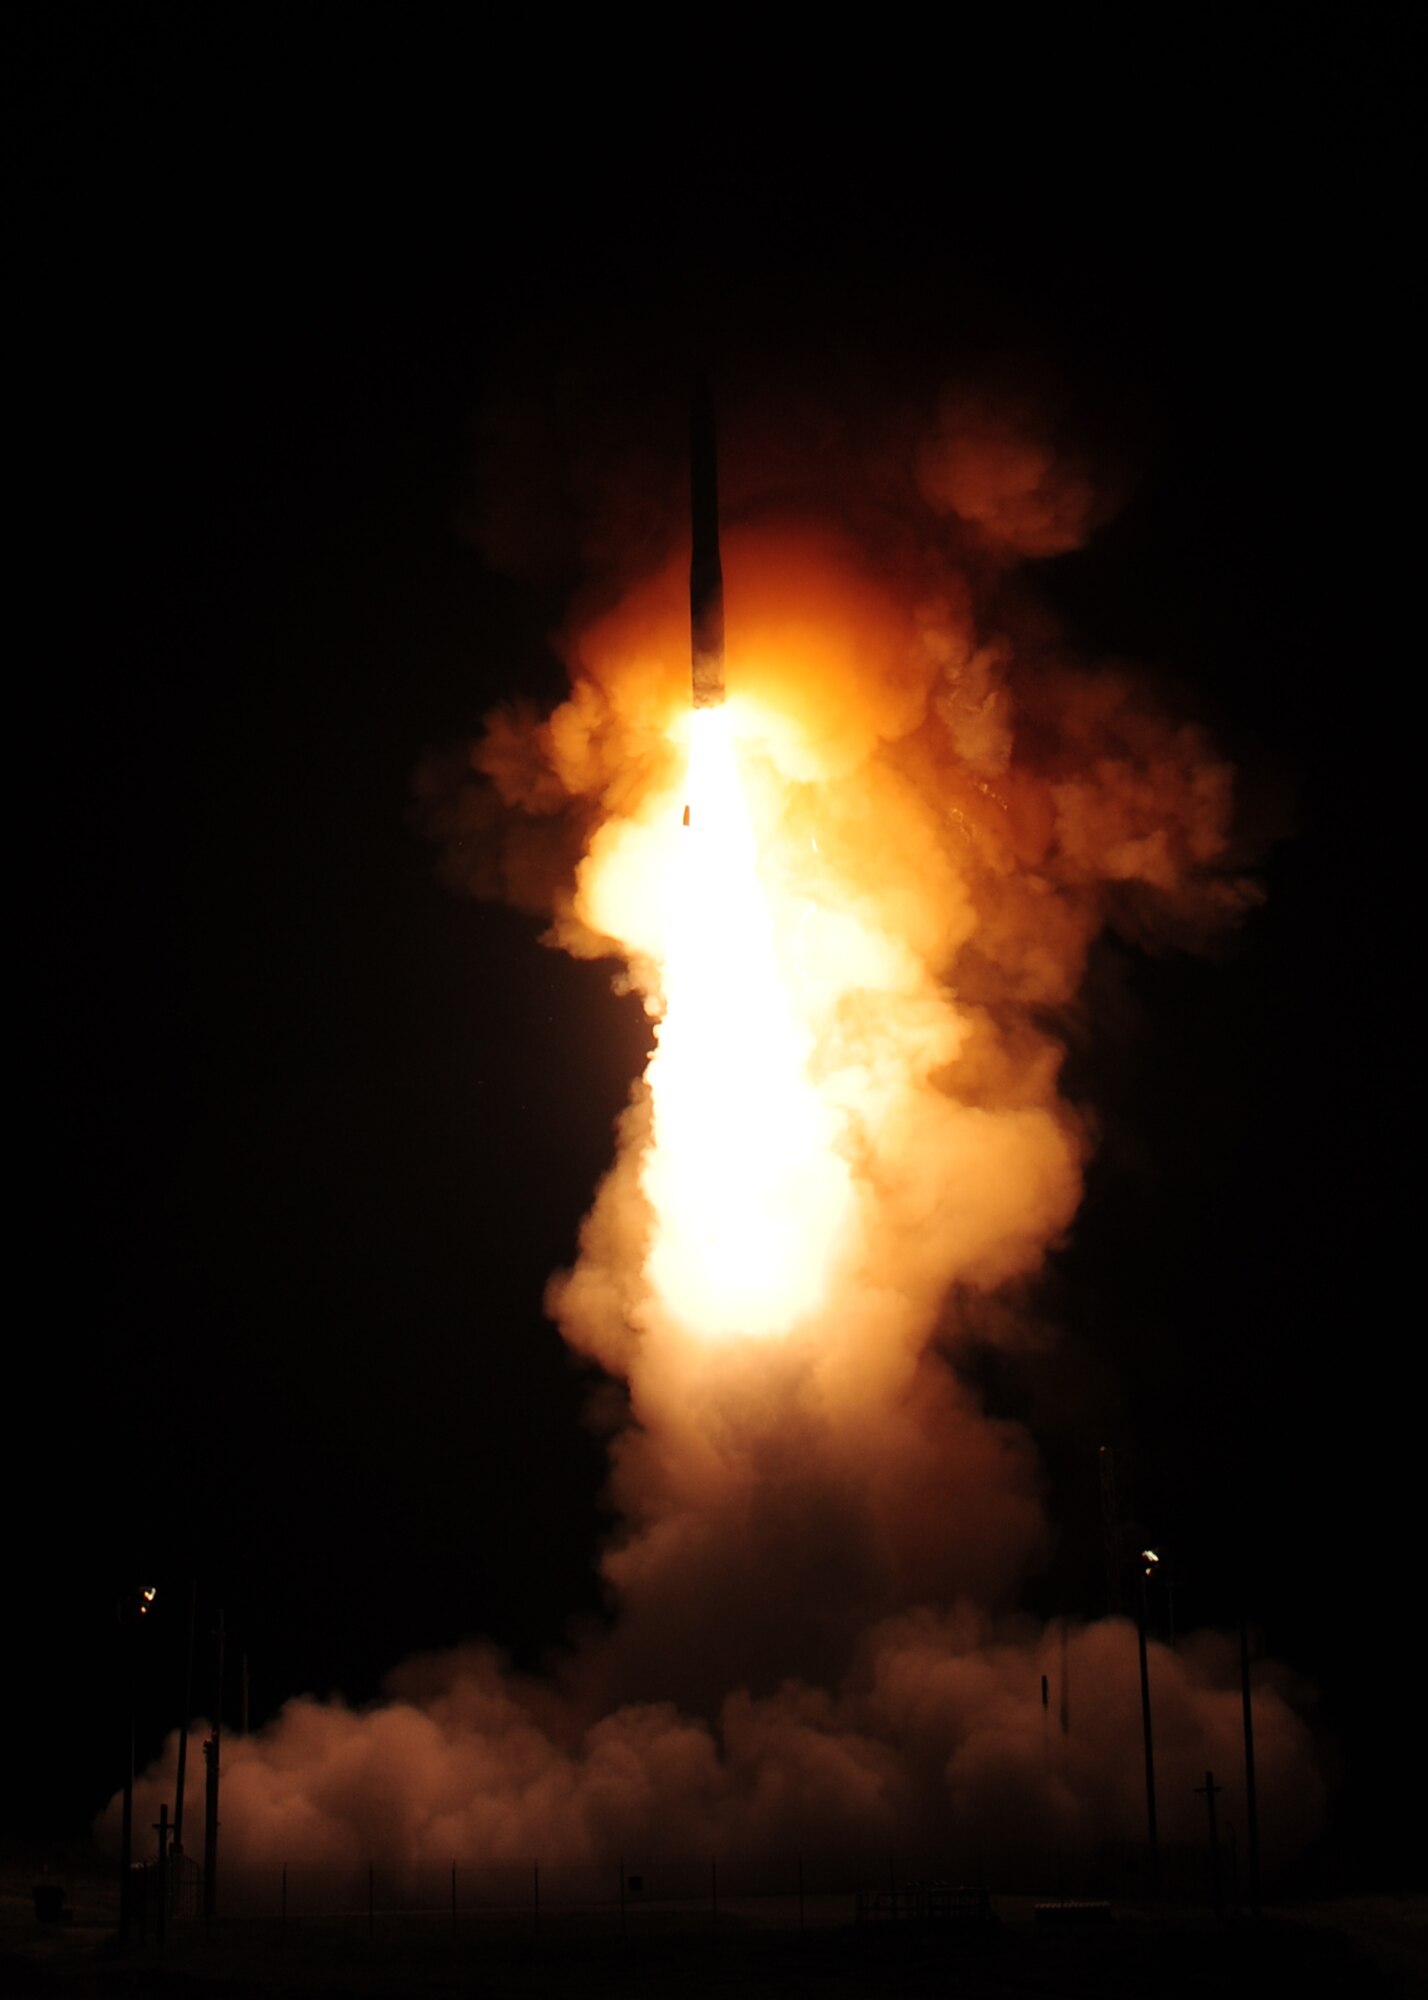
<box><xmin>1140</xmin><ymin>1546</ymin><xmax>1177</xmax><ymax>1647</ymax></box>
<box><xmin>1239</xmin><ymin>1610</ymin><xmax>1262</xmax><ymax>1918</ymax></box>
<box><xmin>1135</xmin><ymin>1552</ymin><xmax>1159</xmax><ymax>1897</ymax></box>
<box><xmin>118</xmin><ymin>1585</ymin><xmax>157</xmax><ymax>1944</ymax></box>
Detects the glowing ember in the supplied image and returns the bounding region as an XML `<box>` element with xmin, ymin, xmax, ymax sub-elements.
<box><xmin>641</xmin><ymin>703</ymin><xmax>853</xmax><ymax>1339</ymax></box>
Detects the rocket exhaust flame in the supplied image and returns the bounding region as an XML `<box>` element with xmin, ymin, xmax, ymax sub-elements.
<box><xmin>648</xmin><ymin>703</ymin><xmax>853</xmax><ymax>1339</ymax></box>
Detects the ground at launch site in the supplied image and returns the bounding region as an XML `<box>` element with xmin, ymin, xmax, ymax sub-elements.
<box><xmin>3</xmin><ymin>1858</ymin><xmax>1425</xmax><ymax>2000</ymax></box>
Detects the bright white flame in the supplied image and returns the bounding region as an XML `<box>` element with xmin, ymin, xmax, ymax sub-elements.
<box><xmin>640</xmin><ymin>705</ymin><xmax>854</xmax><ymax>1338</ymax></box>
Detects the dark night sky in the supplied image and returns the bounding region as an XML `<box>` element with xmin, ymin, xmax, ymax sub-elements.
<box><xmin>11</xmin><ymin>17</ymin><xmax>1415</xmax><ymax>1877</ymax></box>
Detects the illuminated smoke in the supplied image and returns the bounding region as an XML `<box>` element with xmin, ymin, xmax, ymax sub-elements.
<box><xmin>431</xmin><ymin>506</ymin><xmax>1258</xmax><ymax>1706</ymax></box>
<box><xmin>113</xmin><ymin>375</ymin><xmax>1321</xmax><ymax>1876</ymax></box>
<box><xmin>123</xmin><ymin>1618</ymin><xmax>1318</xmax><ymax>1875</ymax></box>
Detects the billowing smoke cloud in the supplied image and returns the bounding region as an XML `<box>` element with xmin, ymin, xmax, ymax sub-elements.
<box><xmin>916</xmin><ymin>385</ymin><xmax>1110</xmax><ymax>557</ymax></box>
<box><xmin>113</xmin><ymin>366</ymin><xmax>1318</xmax><ymax>1881</ymax></box>
<box><xmin>422</xmin><ymin>459</ymin><xmax>1258</xmax><ymax>1707</ymax></box>
<box><xmin>120</xmin><ymin>1618</ymin><xmax>1320</xmax><ymax>1880</ymax></box>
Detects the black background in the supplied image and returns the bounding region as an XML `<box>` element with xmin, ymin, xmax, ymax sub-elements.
<box><xmin>11</xmin><ymin>15</ymin><xmax>1414</xmax><ymax>1882</ymax></box>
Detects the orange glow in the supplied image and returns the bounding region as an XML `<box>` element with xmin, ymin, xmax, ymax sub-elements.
<box><xmin>457</xmin><ymin>519</ymin><xmax>1251</xmax><ymax>1480</ymax></box>
<box><xmin>640</xmin><ymin>703</ymin><xmax>854</xmax><ymax>1339</ymax></box>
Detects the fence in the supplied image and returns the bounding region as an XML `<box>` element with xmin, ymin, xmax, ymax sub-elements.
<box><xmin>123</xmin><ymin>1837</ymin><xmax>1230</xmax><ymax>1938</ymax></box>
<box><xmin>221</xmin><ymin>1853</ymin><xmax>844</xmax><ymax>1932</ymax></box>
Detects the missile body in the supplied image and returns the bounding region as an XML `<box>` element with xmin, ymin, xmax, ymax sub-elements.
<box><xmin>689</xmin><ymin>384</ymin><xmax>726</xmax><ymax>709</ymax></box>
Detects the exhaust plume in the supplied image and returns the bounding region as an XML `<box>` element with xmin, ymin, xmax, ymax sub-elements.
<box><xmin>123</xmin><ymin>1618</ymin><xmax>1318</xmax><ymax>1876</ymax></box>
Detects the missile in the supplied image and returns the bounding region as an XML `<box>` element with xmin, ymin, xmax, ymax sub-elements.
<box><xmin>689</xmin><ymin>381</ymin><xmax>726</xmax><ymax>710</ymax></box>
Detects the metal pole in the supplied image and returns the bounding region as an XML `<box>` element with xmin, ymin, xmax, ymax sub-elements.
<box><xmin>202</xmin><ymin>1609</ymin><xmax>223</xmax><ymax>1922</ymax></box>
<box><xmin>1100</xmin><ymin>1447</ymin><xmax>1123</xmax><ymax>1615</ymax></box>
<box><xmin>1239</xmin><ymin>1611</ymin><xmax>1262</xmax><ymax>1918</ymax></box>
<box><xmin>173</xmin><ymin>1581</ymin><xmax>195</xmax><ymax>1856</ymax></box>
<box><xmin>154</xmin><ymin>1802</ymin><xmax>169</xmax><ymax>1948</ymax></box>
<box><xmin>1060</xmin><ymin>1615</ymin><xmax>1071</xmax><ymax>1733</ymax></box>
<box><xmin>1195</xmin><ymin>1770</ymin><xmax>1223</xmax><ymax>1914</ymax></box>
<box><xmin>1136</xmin><ymin>1569</ymin><xmax>1159</xmax><ymax>1896</ymax></box>
<box><xmin>120</xmin><ymin>1601</ymin><xmax>134</xmax><ymax>1944</ymax></box>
